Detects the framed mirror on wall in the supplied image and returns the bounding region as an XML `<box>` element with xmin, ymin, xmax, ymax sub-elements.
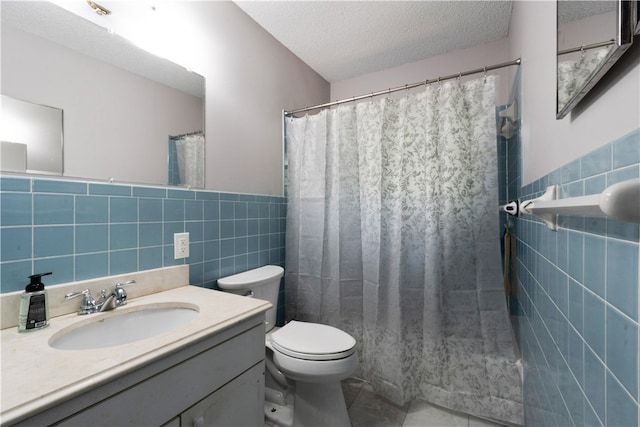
<box><xmin>556</xmin><ymin>0</ymin><xmax>636</xmax><ymax>119</ymax></box>
<box><xmin>1</xmin><ymin>1</ymin><xmax>205</xmax><ymax>188</ymax></box>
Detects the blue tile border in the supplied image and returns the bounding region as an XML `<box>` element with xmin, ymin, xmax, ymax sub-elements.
<box><xmin>32</xmin><ymin>179</ymin><xmax>87</xmax><ymax>194</ymax></box>
<box><xmin>132</xmin><ymin>186</ymin><xmax>167</xmax><ymax>198</ymax></box>
<box><xmin>0</xmin><ymin>177</ymin><xmax>31</xmax><ymax>192</ymax></box>
<box><xmin>0</xmin><ymin>175</ymin><xmax>286</xmax><ymax>293</ymax></box>
<box><xmin>89</xmin><ymin>183</ymin><xmax>132</xmax><ymax>196</ymax></box>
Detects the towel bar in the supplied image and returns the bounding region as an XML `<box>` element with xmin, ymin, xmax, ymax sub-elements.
<box><xmin>499</xmin><ymin>178</ymin><xmax>640</xmax><ymax>231</ymax></box>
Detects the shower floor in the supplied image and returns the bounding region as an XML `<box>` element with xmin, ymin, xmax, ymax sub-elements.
<box><xmin>265</xmin><ymin>377</ymin><xmax>506</xmax><ymax>427</ymax></box>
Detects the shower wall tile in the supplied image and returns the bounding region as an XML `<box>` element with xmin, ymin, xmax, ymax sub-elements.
<box><xmin>76</xmin><ymin>224</ymin><xmax>108</xmax><ymax>253</ymax></box>
<box><xmin>139</xmin><ymin>198</ymin><xmax>163</xmax><ymax>222</ymax></box>
<box><xmin>613</xmin><ymin>128</ymin><xmax>640</xmax><ymax>169</ymax></box>
<box><xmin>76</xmin><ymin>195</ymin><xmax>108</xmax><ymax>224</ymax></box>
<box><xmin>1</xmin><ymin>193</ymin><xmax>31</xmax><ymax>226</ymax></box>
<box><xmin>581</xmin><ymin>144</ymin><xmax>611</xmax><ymax>178</ymax></box>
<box><xmin>167</xmin><ymin>188</ymin><xmax>195</xmax><ymax>200</ymax></box>
<box><xmin>506</xmin><ymin>128</ymin><xmax>640</xmax><ymax>427</ymax></box>
<box><xmin>34</xmin><ymin>226</ymin><xmax>74</xmax><ymax>257</ymax></box>
<box><xmin>0</xmin><ymin>176</ymin><xmax>286</xmax><ymax>298</ymax></box>
<box><xmin>133</xmin><ymin>186</ymin><xmax>166</xmax><ymax>198</ymax></box>
<box><xmin>606</xmin><ymin>306</ymin><xmax>638</xmax><ymax>397</ymax></box>
<box><xmin>1</xmin><ymin>227</ymin><xmax>31</xmax><ymax>262</ymax></box>
<box><xmin>110</xmin><ymin>197</ymin><xmax>138</xmax><ymax>223</ymax></box>
<box><xmin>33</xmin><ymin>179</ymin><xmax>86</xmax><ymax>194</ymax></box>
<box><xmin>89</xmin><ymin>183</ymin><xmax>131</xmax><ymax>196</ymax></box>
<box><xmin>606</xmin><ymin>372</ymin><xmax>639</xmax><ymax>427</ymax></box>
<box><xmin>1</xmin><ymin>177</ymin><xmax>31</xmax><ymax>191</ymax></box>
<box><xmin>34</xmin><ymin>194</ymin><xmax>73</xmax><ymax>224</ymax></box>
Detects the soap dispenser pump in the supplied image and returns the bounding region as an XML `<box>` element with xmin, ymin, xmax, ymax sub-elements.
<box><xmin>18</xmin><ymin>272</ymin><xmax>52</xmax><ymax>332</ymax></box>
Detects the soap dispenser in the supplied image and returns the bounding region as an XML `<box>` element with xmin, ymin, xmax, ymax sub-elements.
<box><xmin>18</xmin><ymin>272</ymin><xmax>52</xmax><ymax>332</ymax></box>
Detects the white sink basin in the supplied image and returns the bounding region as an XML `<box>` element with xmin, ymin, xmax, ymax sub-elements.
<box><xmin>49</xmin><ymin>303</ymin><xmax>199</xmax><ymax>350</ymax></box>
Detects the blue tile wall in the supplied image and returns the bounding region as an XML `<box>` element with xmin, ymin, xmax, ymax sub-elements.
<box><xmin>0</xmin><ymin>177</ymin><xmax>286</xmax><ymax>300</ymax></box>
<box><xmin>505</xmin><ymin>128</ymin><xmax>640</xmax><ymax>426</ymax></box>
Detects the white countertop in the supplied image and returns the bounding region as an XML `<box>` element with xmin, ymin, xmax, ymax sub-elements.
<box><xmin>0</xmin><ymin>284</ymin><xmax>271</xmax><ymax>425</ymax></box>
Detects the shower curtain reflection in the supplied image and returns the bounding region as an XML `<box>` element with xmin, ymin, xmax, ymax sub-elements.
<box><xmin>284</xmin><ymin>75</ymin><xmax>522</xmax><ymax>425</ymax></box>
<box><xmin>168</xmin><ymin>133</ymin><xmax>204</xmax><ymax>188</ymax></box>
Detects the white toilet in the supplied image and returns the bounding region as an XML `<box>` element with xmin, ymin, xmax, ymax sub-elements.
<box><xmin>217</xmin><ymin>265</ymin><xmax>358</xmax><ymax>427</ymax></box>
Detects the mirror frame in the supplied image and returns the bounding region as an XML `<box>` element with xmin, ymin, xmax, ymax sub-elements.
<box><xmin>636</xmin><ymin>0</ymin><xmax>640</xmax><ymax>34</ymax></box>
<box><xmin>556</xmin><ymin>0</ymin><xmax>637</xmax><ymax>119</ymax></box>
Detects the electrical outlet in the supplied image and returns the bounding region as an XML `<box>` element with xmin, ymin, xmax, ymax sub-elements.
<box><xmin>174</xmin><ymin>232</ymin><xmax>189</xmax><ymax>259</ymax></box>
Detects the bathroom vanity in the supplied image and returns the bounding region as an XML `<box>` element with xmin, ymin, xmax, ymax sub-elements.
<box><xmin>0</xmin><ymin>266</ymin><xmax>271</xmax><ymax>426</ymax></box>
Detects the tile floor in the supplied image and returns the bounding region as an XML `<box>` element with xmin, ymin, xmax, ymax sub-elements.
<box><xmin>267</xmin><ymin>377</ymin><xmax>506</xmax><ymax>427</ymax></box>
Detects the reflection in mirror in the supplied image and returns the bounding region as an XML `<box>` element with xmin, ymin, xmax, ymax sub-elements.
<box><xmin>557</xmin><ymin>0</ymin><xmax>635</xmax><ymax>118</ymax></box>
<box><xmin>168</xmin><ymin>132</ymin><xmax>205</xmax><ymax>189</ymax></box>
<box><xmin>1</xmin><ymin>1</ymin><xmax>205</xmax><ymax>188</ymax></box>
<box><xmin>1</xmin><ymin>95</ymin><xmax>63</xmax><ymax>175</ymax></box>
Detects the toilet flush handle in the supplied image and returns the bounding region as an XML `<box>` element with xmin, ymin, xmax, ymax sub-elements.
<box><xmin>243</xmin><ymin>290</ymin><xmax>254</xmax><ymax>298</ymax></box>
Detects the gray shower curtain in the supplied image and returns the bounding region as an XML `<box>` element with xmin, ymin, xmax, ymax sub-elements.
<box><xmin>284</xmin><ymin>75</ymin><xmax>522</xmax><ymax>425</ymax></box>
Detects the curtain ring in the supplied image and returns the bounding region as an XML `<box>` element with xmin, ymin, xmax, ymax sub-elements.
<box><xmin>483</xmin><ymin>66</ymin><xmax>487</xmax><ymax>82</ymax></box>
<box><xmin>581</xmin><ymin>45</ymin><xmax>586</xmax><ymax>57</ymax></box>
<box><xmin>458</xmin><ymin>72</ymin><xmax>462</xmax><ymax>80</ymax></box>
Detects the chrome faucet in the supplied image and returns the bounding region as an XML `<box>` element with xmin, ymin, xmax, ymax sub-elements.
<box><xmin>99</xmin><ymin>280</ymin><xmax>135</xmax><ymax>311</ymax></box>
<box><xmin>65</xmin><ymin>280</ymin><xmax>136</xmax><ymax>315</ymax></box>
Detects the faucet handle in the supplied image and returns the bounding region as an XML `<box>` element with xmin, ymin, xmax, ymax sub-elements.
<box><xmin>65</xmin><ymin>289</ymin><xmax>97</xmax><ymax>314</ymax></box>
<box><xmin>114</xmin><ymin>279</ymin><xmax>136</xmax><ymax>306</ymax></box>
<box><xmin>115</xmin><ymin>279</ymin><xmax>136</xmax><ymax>288</ymax></box>
<box><xmin>65</xmin><ymin>288</ymin><xmax>91</xmax><ymax>301</ymax></box>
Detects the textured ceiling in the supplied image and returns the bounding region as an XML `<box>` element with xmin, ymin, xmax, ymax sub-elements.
<box><xmin>234</xmin><ymin>1</ymin><xmax>514</xmax><ymax>82</ymax></box>
<box><xmin>558</xmin><ymin>0</ymin><xmax>617</xmax><ymax>24</ymax></box>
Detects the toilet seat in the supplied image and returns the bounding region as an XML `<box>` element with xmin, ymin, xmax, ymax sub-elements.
<box><xmin>270</xmin><ymin>320</ymin><xmax>356</xmax><ymax>361</ymax></box>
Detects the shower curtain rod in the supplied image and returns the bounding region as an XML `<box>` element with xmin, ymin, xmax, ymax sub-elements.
<box><xmin>170</xmin><ymin>130</ymin><xmax>204</xmax><ymax>139</ymax></box>
<box><xmin>284</xmin><ymin>58</ymin><xmax>521</xmax><ymax>116</ymax></box>
<box><xmin>558</xmin><ymin>39</ymin><xmax>615</xmax><ymax>56</ymax></box>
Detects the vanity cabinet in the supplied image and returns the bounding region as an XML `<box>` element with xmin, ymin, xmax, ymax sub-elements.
<box><xmin>12</xmin><ymin>316</ymin><xmax>265</xmax><ymax>427</ymax></box>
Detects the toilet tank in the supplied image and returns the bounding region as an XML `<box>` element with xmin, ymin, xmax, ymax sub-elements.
<box><xmin>217</xmin><ymin>265</ymin><xmax>284</xmax><ymax>332</ymax></box>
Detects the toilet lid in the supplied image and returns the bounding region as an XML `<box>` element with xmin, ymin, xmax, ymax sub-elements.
<box><xmin>270</xmin><ymin>320</ymin><xmax>356</xmax><ymax>361</ymax></box>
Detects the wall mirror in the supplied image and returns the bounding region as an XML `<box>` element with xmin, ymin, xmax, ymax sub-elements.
<box><xmin>1</xmin><ymin>1</ymin><xmax>205</xmax><ymax>188</ymax></box>
<box><xmin>1</xmin><ymin>95</ymin><xmax>64</xmax><ymax>175</ymax></box>
<box><xmin>557</xmin><ymin>0</ymin><xmax>636</xmax><ymax>119</ymax></box>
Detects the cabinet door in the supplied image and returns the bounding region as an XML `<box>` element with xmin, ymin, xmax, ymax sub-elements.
<box><xmin>181</xmin><ymin>362</ymin><xmax>264</xmax><ymax>427</ymax></box>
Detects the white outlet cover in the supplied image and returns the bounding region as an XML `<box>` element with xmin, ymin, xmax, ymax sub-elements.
<box><xmin>174</xmin><ymin>232</ymin><xmax>189</xmax><ymax>259</ymax></box>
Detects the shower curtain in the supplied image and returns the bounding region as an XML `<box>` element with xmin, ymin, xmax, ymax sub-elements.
<box><xmin>285</xmin><ymin>76</ymin><xmax>522</xmax><ymax>425</ymax></box>
<box><xmin>557</xmin><ymin>47</ymin><xmax>610</xmax><ymax>111</ymax></box>
<box><xmin>175</xmin><ymin>134</ymin><xmax>205</xmax><ymax>188</ymax></box>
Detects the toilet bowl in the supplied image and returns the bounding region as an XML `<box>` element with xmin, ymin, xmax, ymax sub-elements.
<box><xmin>218</xmin><ymin>266</ymin><xmax>357</xmax><ymax>427</ymax></box>
<box><xmin>269</xmin><ymin>320</ymin><xmax>358</xmax><ymax>383</ymax></box>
